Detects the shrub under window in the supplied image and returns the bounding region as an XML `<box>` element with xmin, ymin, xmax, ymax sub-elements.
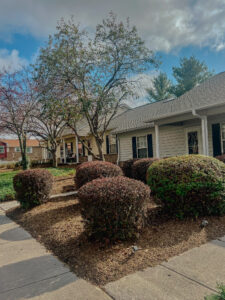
<box><xmin>132</xmin><ymin>158</ymin><xmax>159</xmax><ymax>183</ymax></box>
<box><xmin>147</xmin><ymin>155</ymin><xmax>225</xmax><ymax>218</ymax></box>
<box><xmin>75</xmin><ymin>161</ymin><xmax>123</xmax><ymax>189</ymax></box>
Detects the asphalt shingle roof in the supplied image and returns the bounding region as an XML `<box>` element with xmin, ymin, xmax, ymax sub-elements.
<box><xmin>109</xmin><ymin>72</ymin><xmax>225</xmax><ymax>133</ymax></box>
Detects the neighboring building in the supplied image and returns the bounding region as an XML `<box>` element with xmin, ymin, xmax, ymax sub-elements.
<box><xmin>110</xmin><ymin>72</ymin><xmax>225</xmax><ymax>162</ymax></box>
<box><xmin>0</xmin><ymin>139</ymin><xmax>44</xmax><ymax>163</ymax></box>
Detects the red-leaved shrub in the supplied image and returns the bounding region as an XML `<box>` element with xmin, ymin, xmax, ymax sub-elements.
<box><xmin>216</xmin><ymin>154</ymin><xmax>225</xmax><ymax>163</ymax></box>
<box><xmin>121</xmin><ymin>159</ymin><xmax>138</xmax><ymax>178</ymax></box>
<box><xmin>78</xmin><ymin>176</ymin><xmax>150</xmax><ymax>241</ymax></box>
<box><xmin>132</xmin><ymin>158</ymin><xmax>159</xmax><ymax>183</ymax></box>
<box><xmin>13</xmin><ymin>169</ymin><xmax>53</xmax><ymax>209</ymax></box>
<box><xmin>75</xmin><ymin>161</ymin><xmax>123</xmax><ymax>189</ymax></box>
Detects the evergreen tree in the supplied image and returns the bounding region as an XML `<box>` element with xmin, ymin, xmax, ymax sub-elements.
<box><xmin>171</xmin><ymin>56</ymin><xmax>213</xmax><ymax>97</ymax></box>
<box><xmin>146</xmin><ymin>72</ymin><xmax>172</xmax><ymax>103</ymax></box>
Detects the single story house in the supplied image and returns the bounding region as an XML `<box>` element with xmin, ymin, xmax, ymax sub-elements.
<box><xmin>0</xmin><ymin>139</ymin><xmax>45</xmax><ymax>163</ymax></box>
<box><xmin>108</xmin><ymin>71</ymin><xmax>225</xmax><ymax>162</ymax></box>
<box><xmin>55</xmin><ymin>71</ymin><xmax>225</xmax><ymax>164</ymax></box>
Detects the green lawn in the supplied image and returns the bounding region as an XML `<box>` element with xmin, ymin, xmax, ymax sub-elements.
<box><xmin>0</xmin><ymin>167</ymin><xmax>75</xmax><ymax>202</ymax></box>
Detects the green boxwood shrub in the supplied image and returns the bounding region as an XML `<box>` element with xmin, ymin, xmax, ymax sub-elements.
<box><xmin>75</xmin><ymin>161</ymin><xmax>123</xmax><ymax>189</ymax></box>
<box><xmin>78</xmin><ymin>176</ymin><xmax>150</xmax><ymax>241</ymax></box>
<box><xmin>147</xmin><ymin>155</ymin><xmax>225</xmax><ymax>218</ymax></box>
<box><xmin>132</xmin><ymin>158</ymin><xmax>159</xmax><ymax>183</ymax></box>
<box><xmin>13</xmin><ymin>169</ymin><xmax>53</xmax><ymax>209</ymax></box>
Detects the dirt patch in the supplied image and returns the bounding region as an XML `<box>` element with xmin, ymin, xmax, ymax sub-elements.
<box><xmin>51</xmin><ymin>176</ymin><xmax>75</xmax><ymax>194</ymax></box>
<box><xmin>7</xmin><ymin>198</ymin><xmax>225</xmax><ymax>286</ymax></box>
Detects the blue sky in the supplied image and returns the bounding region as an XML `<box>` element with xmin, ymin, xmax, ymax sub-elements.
<box><xmin>0</xmin><ymin>0</ymin><xmax>225</xmax><ymax>90</ymax></box>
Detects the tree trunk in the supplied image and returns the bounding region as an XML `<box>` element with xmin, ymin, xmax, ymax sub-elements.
<box><xmin>21</xmin><ymin>151</ymin><xmax>29</xmax><ymax>170</ymax></box>
<box><xmin>52</xmin><ymin>150</ymin><xmax>58</xmax><ymax>168</ymax></box>
<box><xmin>95</xmin><ymin>137</ymin><xmax>104</xmax><ymax>161</ymax></box>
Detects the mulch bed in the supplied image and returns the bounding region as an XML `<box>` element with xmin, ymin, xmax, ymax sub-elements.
<box><xmin>6</xmin><ymin>197</ymin><xmax>225</xmax><ymax>286</ymax></box>
<box><xmin>51</xmin><ymin>176</ymin><xmax>76</xmax><ymax>195</ymax></box>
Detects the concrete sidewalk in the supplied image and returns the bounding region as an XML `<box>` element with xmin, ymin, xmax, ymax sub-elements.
<box><xmin>104</xmin><ymin>238</ymin><xmax>225</xmax><ymax>300</ymax></box>
<box><xmin>1</xmin><ymin>201</ymin><xmax>225</xmax><ymax>300</ymax></box>
<box><xmin>0</xmin><ymin>202</ymin><xmax>111</xmax><ymax>300</ymax></box>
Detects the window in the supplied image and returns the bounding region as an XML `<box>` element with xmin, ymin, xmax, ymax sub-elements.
<box><xmin>26</xmin><ymin>147</ymin><xmax>32</xmax><ymax>153</ymax></box>
<box><xmin>221</xmin><ymin>123</ymin><xmax>225</xmax><ymax>154</ymax></box>
<box><xmin>0</xmin><ymin>146</ymin><xmax>4</xmax><ymax>154</ymax></box>
<box><xmin>15</xmin><ymin>147</ymin><xmax>20</xmax><ymax>152</ymax></box>
<box><xmin>109</xmin><ymin>135</ymin><xmax>117</xmax><ymax>154</ymax></box>
<box><xmin>137</xmin><ymin>136</ymin><xmax>147</xmax><ymax>158</ymax></box>
<box><xmin>188</xmin><ymin>131</ymin><xmax>199</xmax><ymax>154</ymax></box>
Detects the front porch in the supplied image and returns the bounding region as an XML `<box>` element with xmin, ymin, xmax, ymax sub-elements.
<box><xmin>152</xmin><ymin>104</ymin><xmax>225</xmax><ymax>159</ymax></box>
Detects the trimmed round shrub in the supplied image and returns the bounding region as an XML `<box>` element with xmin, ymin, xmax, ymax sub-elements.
<box><xmin>78</xmin><ymin>176</ymin><xmax>150</xmax><ymax>241</ymax></box>
<box><xmin>147</xmin><ymin>155</ymin><xmax>225</xmax><ymax>218</ymax></box>
<box><xmin>132</xmin><ymin>158</ymin><xmax>159</xmax><ymax>183</ymax></box>
<box><xmin>121</xmin><ymin>159</ymin><xmax>138</xmax><ymax>178</ymax></box>
<box><xmin>13</xmin><ymin>169</ymin><xmax>53</xmax><ymax>209</ymax></box>
<box><xmin>75</xmin><ymin>161</ymin><xmax>123</xmax><ymax>189</ymax></box>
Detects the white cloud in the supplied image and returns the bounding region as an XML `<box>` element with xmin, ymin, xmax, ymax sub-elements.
<box><xmin>125</xmin><ymin>71</ymin><xmax>158</xmax><ymax>107</ymax></box>
<box><xmin>0</xmin><ymin>49</ymin><xmax>27</xmax><ymax>72</ymax></box>
<box><xmin>1</xmin><ymin>0</ymin><xmax>225</xmax><ymax>53</ymax></box>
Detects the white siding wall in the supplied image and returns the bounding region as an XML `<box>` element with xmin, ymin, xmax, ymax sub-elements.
<box><xmin>118</xmin><ymin>128</ymin><xmax>155</xmax><ymax>162</ymax></box>
<box><xmin>117</xmin><ymin>114</ymin><xmax>225</xmax><ymax>162</ymax></box>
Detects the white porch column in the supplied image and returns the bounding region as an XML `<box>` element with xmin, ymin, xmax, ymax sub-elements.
<box><xmin>201</xmin><ymin>116</ymin><xmax>209</xmax><ymax>156</ymax></box>
<box><xmin>155</xmin><ymin>124</ymin><xmax>160</xmax><ymax>158</ymax></box>
<box><xmin>76</xmin><ymin>136</ymin><xmax>79</xmax><ymax>163</ymax></box>
<box><xmin>63</xmin><ymin>139</ymin><xmax>66</xmax><ymax>163</ymax></box>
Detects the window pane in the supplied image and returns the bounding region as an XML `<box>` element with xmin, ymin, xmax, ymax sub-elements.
<box><xmin>109</xmin><ymin>144</ymin><xmax>117</xmax><ymax>154</ymax></box>
<box><xmin>222</xmin><ymin>124</ymin><xmax>225</xmax><ymax>140</ymax></box>
<box><xmin>188</xmin><ymin>131</ymin><xmax>198</xmax><ymax>154</ymax></box>
<box><xmin>0</xmin><ymin>146</ymin><xmax>4</xmax><ymax>153</ymax></box>
<box><xmin>138</xmin><ymin>148</ymin><xmax>147</xmax><ymax>158</ymax></box>
<box><xmin>26</xmin><ymin>147</ymin><xmax>31</xmax><ymax>153</ymax></box>
<box><xmin>137</xmin><ymin>136</ymin><xmax>147</xmax><ymax>148</ymax></box>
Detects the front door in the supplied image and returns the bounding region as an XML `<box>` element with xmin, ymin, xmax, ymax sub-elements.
<box><xmin>187</xmin><ymin>131</ymin><xmax>199</xmax><ymax>154</ymax></box>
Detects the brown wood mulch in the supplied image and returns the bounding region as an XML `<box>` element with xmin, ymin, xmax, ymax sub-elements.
<box><xmin>6</xmin><ymin>197</ymin><xmax>225</xmax><ymax>287</ymax></box>
<box><xmin>51</xmin><ymin>176</ymin><xmax>76</xmax><ymax>195</ymax></box>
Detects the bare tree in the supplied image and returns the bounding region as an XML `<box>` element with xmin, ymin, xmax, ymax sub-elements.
<box><xmin>0</xmin><ymin>69</ymin><xmax>37</xmax><ymax>169</ymax></box>
<box><xmin>35</xmin><ymin>12</ymin><xmax>157</xmax><ymax>160</ymax></box>
<box><xmin>30</xmin><ymin>97</ymin><xmax>66</xmax><ymax>167</ymax></box>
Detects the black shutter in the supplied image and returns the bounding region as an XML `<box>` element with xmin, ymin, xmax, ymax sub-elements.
<box><xmin>82</xmin><ymin>142</ymin><xmax>85</xmax><ymax>157</ymax></box>
<box><xmin>116</xmin><ymin>135</ymin><xmax>118</xmax><ymax>154</ymax></box>
<box><xmin>212</xmin><ymin>124</ymin><xmax>222</xmax><ymax>157</ymax></box>
<box><xmin>106</xmin><ymin>135</ymin><xmax>110</xmax><ymax>154</ymax></box>
<box><xmin>132</xmin><ymin>137</ymin><xmax>137</xmax><ymax>158</ymax></box>
<box><xmin>147</xmin><ymin>134</ymin><xmax>153</xmax><ymax>158</ymax></box>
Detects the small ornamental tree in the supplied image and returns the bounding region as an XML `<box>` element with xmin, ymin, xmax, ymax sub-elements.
<box><xmin>35</xmin><ymin>12</ymin><xmax>157</xmax><ymax>160</ymax></box>
<box><xmin>147</xmin><ymin>155</ymin><xmax>225</xmax><ymax>218</ymax></box>
<box><xmin>0</xmin><ymin>69</ymin><xmax>37</xmax><ymax>170</ymax></box>
<box><xmin>78</xmin><ymin>176</ymin><xmax>150</xmax><ymax>241</ymax></box>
